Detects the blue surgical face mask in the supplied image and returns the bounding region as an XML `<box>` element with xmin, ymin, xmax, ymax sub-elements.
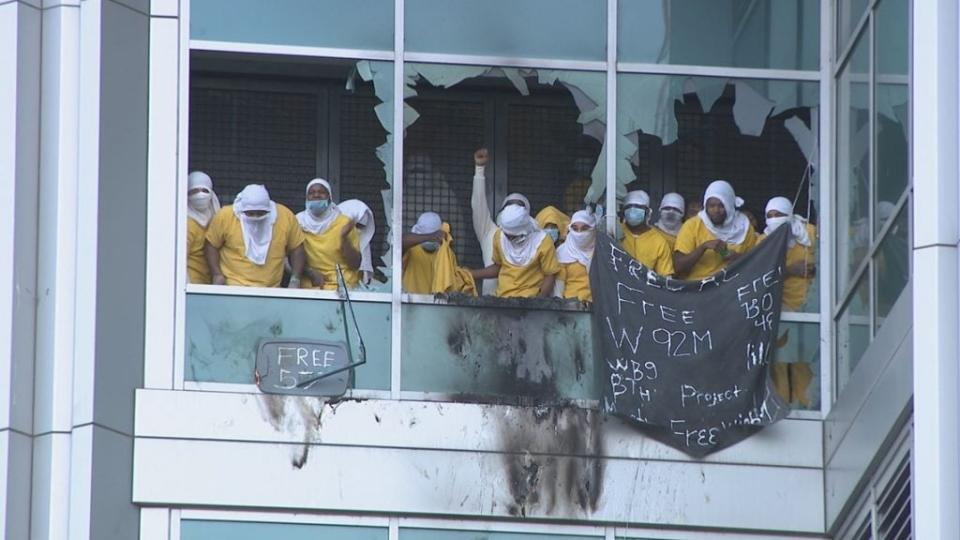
<box><xmin>624</xmin><ymin>207</ymin><xmax>647</xmax><ymax>227</ymax></box>
<box><xmin>421</xmin><ymin>241</ymin><xmax>439</xmax><ymax>253</ymax></box>
<box><xmin>545</xmin><ymin>228</ymin><xmax>560</xmax><ymax>243</ymax></box>
<box><xmin>306</xmin><ymin>199</ymin><xmax>330</xmax><ymax>216</ymax></box>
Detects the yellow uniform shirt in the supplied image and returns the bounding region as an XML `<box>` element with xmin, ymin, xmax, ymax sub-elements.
<box><xmin>653</xmin><ymin>226</ymin><xmax>677</xmax><ymax>250</ymax></box>
<box><xmin>621</xmin><ymin>226</ymin><xmax>675</xmax><ymax>276</ymax></box>
<box><xmin>759</xmin><ymin>223</ymin><xmax>817</xmax><ymax>311</ymax></box>
<box><xmin>187</xmin><ymin>217</ymin><xmax>211</xmax><ymax>284</ymax></box>
<box><xmin>205</xmin><ymin>205</ymin><xmax>305</xmax><ymax>287</ymax></box>
<box><xmin>492</xmin><ymin>231</ymin><xmax>561</xmax><ymax>298</ymax></box>
<box><xmin>674</xmin><ymin>217</ymin><xmax>757</xmax><ymax>280</ymax></box>
<box><xmin>402</xmin><ymin>243</ymin><xmax>441</xmax><ymax>294</ymax></box>
<box><xmin>559</xmin><ymin>261</ymin><xmax>591</xmax><ymax>301</ymax></box>
<box><xmin>302</xmin><ymin>213</ymin><xmax>361</xmax><ymax>290</ymax></box>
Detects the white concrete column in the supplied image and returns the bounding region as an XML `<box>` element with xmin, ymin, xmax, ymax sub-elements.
<box><xmin>0</xmin><ymin>3</ymin><xmax>41</xmax><ymax>538</ymax></box>
<box><xmin>912</xmin><ymin>1</ymin><xmax>960</xmax><ymax>539</ymax></box>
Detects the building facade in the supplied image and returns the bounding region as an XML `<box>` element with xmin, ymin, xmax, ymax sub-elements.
<box><xmin>0</xmin><ymin>0</ymin><xmax>955</xmax><ymax>538</ymax></box>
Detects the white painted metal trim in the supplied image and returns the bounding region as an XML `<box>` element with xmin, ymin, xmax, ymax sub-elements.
<box><xmin>181</xmin><ymin>381</ymin><xmax>391</xmax><ymax>400</ymax></box>
<box><xmin>395</xmin><ymin>516</ymin><xmax>607</xmax><ymax>536</ymax></box>
<box><xmin>616</xmin><ymin>62</ymin><xmax>820</xmax><ymax>81</ymax></box>
<box><xmin>388</xmin><ymin>517</ymin><xmax>399</xmax><ymax>540</ymax></box>
<box><xmin>139</xmin><ymin>508</ymin><xmax>170</xmax><ymax>540</ymax></box>
<box><xmin>190</xmin><ymin>39</ymin><xmax>394</xmax><ymax>61</ymax></box>
<box><xmin>185</xmin><ymin>283</ymin><xmax>391</xmax><ymax>303</ymax></box>
<box><xmin>819</xmin><ymin>0</ymin><xmax>835</xmax><ymax>413</ymax></box>
<box><xmin>170</xmin><ymin>509</ymin><xmax>181</xmax><ymax>540</ymax></box>
<box><xmin>173</xmin><ymin>0</ymin><xmax>190</xmax><ymax>391</ymax></box>
<box><xmin>179</xmin><ymin>509</ymin><xmax>391</xmax><ymax>527</ymax></box>
<box><xmin>404</xmin><ymin>51</ymin><xmax>606</xmax><ymax>72</ymax></box>
<box><xmin>389</xmin><ymin>0</ymin><xmax>404</xmax><ymax>400</ymax></box>
<box><xmin>604</xmin><ymin>0</ymin><xmax>618</xmax><ymax>236</ymax></box>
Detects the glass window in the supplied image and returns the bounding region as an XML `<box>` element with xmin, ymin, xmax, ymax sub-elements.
<box><xmin>190</xmin><ymin>0</ymin><xmax>395</xmax><ymax>51</ymax></box>
<box><xmin>400</xmin><ymin>63</ymin><xmax>605</xmax><ymax>289</ymax></box>
<box><xmin>400</xmin><ymin>302</ymin><xmax>598</xmax><ymax>401</ymax></box>
<box><xmin>405</xmin><ymin>0</ymin><xmax>606</xmax><ymax>61</ymax></box>
<box><xmin>401</xmin><ymin>529</ymin><xmax>600</xmax><ymax>540</ymax></box>
<box><xmin>874</xmin><ymin>207</ymin><xmax>909</xmax><ymax>329</ymax></box>
<box><xmin>835</xmin><ymin>30</ymin><xmax>870</xmax><ymax>297</ymax></box>
<box><xmin>874</xmin><ymin>0</ymin><xmax>910</xmax><ymax>228</ymax></box>
<box><xmin>836</xmin><ymin>275</ymin><xmax>870</xmax><ymax>393</ymax></box>
<box><xmin>837</xmin><ymin>0</ymin><xmax>870</xmax><ymax>54</ymax></box>
<box><xmin>182</xmin><ymin>520</ymin><xmax>388</xmax><ymax>540</ymax></box>
<box><xmin>772</xmin><ymin>321</ymin><xmax>821</xmax><ymax>410</ymax></box>
<box><xmin>188</xmin><ymin>54</ymin><xmax>396</xmax><ymax>291</ymax></box>
<box><xmin>185</xmin><ymin>293</ymin><xmax>391</xmax><ymax>390</ymax></box>
<box><xmin>618</xmin><ymin>0</ymin><xmax>819</xmax><ymax>70</ymax></box>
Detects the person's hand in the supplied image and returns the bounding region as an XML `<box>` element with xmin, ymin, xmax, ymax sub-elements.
<box><xmin>474</xmin><ymin>148</ymin><xmax>489</xmax><ymax>167</ymax></box>
<box><xmin>426</xmin><ymin>230</ymin><xmax>445</xmax><ymax>242</ymax></box>
<box><xmin>211</xmin><ymin>274</ymin><xmax>226</xmax><ymax>285</ymax></box>
<box><xmin>341</xmin><ymin>219</ymin><xmax>355</xmax><ymax>238</ymax></box>
<box><xmin>287</xmin><ymin>275</ymin><xmax>302</xmax><ymax>289</ymax></box>
<box><xmin>702</xmin><ymin>239</ymin><xmax>726</xmax><ymax>252</ymax></box>
<box><xmin>305</xmin><ymin>269</ymin><xmax>324</xmax><ymax>288</ymax></box>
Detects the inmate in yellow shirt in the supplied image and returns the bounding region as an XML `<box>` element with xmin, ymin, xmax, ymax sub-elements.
<box><xmin>302</xmin><ymin>213</ymin><xmax>361</xmax><ymax>290</ymax></box>
<box><xmin>187</xmin><ymin>217</ymin><xmax>211</xmax><ymax>284</ymax></box>
<box><xmin>559</xmin><ymin>261</ymin><xmax>591</xmax><ymax>301</ymax></box>
<box><xmin>403</xmin><ymin>242</ymin><xmax>442</xmax><ymax>294</ymax></box>
<box><xmin>492</xmin><ymin>231</ymin><xmax>561</xmax><ymax>298</ymax></box>
<box><xmin>205</xmin><ymin>205</ymin><xmax>305</xmax><ymax>287</ymax></box>
<box><xmin>621</xmin><ymin>226</ymin><xmax>675</xmax><ymax>276</ymax></box>
<box><xmin>759</xmin><ymin>223</ymin><xmax>817</xmax><ymax>311</ymax></box>
<box><xmin>674</xmin><ymin>217</ymin><xmax>757</xmax><ymax>280</ymax></box>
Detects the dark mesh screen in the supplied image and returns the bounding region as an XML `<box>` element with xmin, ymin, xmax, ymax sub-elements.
<box><xmin>188</xmin><ymin>86</ymin><xmax>318</xmax><ymax>211</ymax></box>
<box><xmin>404</xmin><ymin>97</ymin><xmax>486</xmax><ymax>269</ymax></box>
<box><xmin>506</xmin><ymin>101</ymin><xmax>601</xmax><ymax>218</ymax></box>
<box><xmin>339</xmin><ymin>93</ymin><xmax>390</xmax><ymax>267</ymax></box>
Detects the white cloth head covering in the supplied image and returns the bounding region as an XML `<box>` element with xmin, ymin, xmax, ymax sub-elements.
<box><xmin>411</xmin><ymin>212</ymin><xmax>442</xmax><ymax>234</ymax></box>
<box><xmin>655</xmin><ymin>192</ymin><xmax>685</xmax><ymax>236</ymax></box>
<box><xmin>699</xmin><ymin>180</ymin><xmax>751</xmax><ymax>244</ymax></box>
<box><xmin>557</xmin><ymin>210</ymin><xmax>596</xmax><ymax>271</ymax></box>
<box><xmin>337</xmin><ymin>199</ymin><xmax>376</xmax><ymax>274</ymax></box>
<box><xmin>296</xmin><ymin>178</ymin><xmax>341</xmax><ymax>235</ymax></box>
<box><xmin>764</xmin><ymin>196</ymin><xmax>812</xmax><ymax>247</ymax></box>
<box><xmin>232</xmin><ymin>184</ymin><xmax>278</xmax><ymax>265</ymax></box>
<box><xmin>187</xmin><ymin>171</ymin><xmax>221</xmax><ymax>228</ymax></box>
<box><xmin>623</xmin><ymin>190</ymin><xmax>651</xmax><ymax>207</ymax></box>
<box><xmin>497</xmin><ymin>204</ymin><xmax>545</xmax><ymax>267</ymax></box>
<box><xmin>500</xmin><ymin>192</ymin><xmax>531</xmax><ymax>212</ymax></box>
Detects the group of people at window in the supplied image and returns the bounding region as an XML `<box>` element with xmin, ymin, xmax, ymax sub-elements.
<box><xmin>186</xmin><ymin>148</ymin><xmax>817</xmax><ymax>310</ymax></box>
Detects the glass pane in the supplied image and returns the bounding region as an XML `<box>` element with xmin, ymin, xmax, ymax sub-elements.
<box><xmin>405</xmin><ymin>0</ymin><xmax>606</xmax><ymax>61</ymax></box>
<box><xmin>182</xmin><ymin>520</ymin><xmax>387</xmax><ymax>540</ymax></box>
<box><xmin>837</xmin><ymin>0</ymin><xmax>870</xmax><ymax>54</ymax></box>
<box><xmin>835</xmin><ymin>31</ymin><xmax>870</xmax><ymax>297</ymax></box>
<box><xmin>191</xmin><ymin>0</ymin><xmax>394</xmax><ymax>51</ymax></box>
<box><xmin>874</xmin><ymin>0</ymin><xmax>910</xmax><ymax>229</ymax></box>
<box><xmin>616</xmin><ymin>73</ymin><xmax>820</xmax><ymax>304</ymax></box>
<box><xmin>400</xmin><ymin>303</ymin><xmax>599</xmax><ymax>401</ymax></box>
<box><xmin>185</xmin><ymin>293</ymin><xmax>391</xmax><ymax>390</ymax></box>
<box><xmin>189</xmin><ymin>56</ymin><xmax>396</xmax><ymax>291</ymax></box>
<box><xmin>402</xmin><ymin>529</ymin><xmax>600</xmax><ymax>540</ymax></box>
<box><xmin>875</xmin><ymin>207</ymin><xmax>909</xmax><ymax>329</ymax></box>
<box><xmin>401</xmin><ymin>63</ymin><xmax>605</xmax><ymax>283</ymax></box>
<box><xmin>771</xmin><ymin>321</ymin><xmax>821</xmax><ymax>410</ymax></box>
<box><xmin>836</xmin><ymin>275</ymin><xmax>870</xmax><ymax>393</ymax></box>
<box><xmin>618</xmin><ymin>0</ymin><xmax>819</xmax><ymax>70</ymax></box>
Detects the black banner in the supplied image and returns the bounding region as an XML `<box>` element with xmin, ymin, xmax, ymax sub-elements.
<box><xmin>591</xmin><ymin>225</ymin><xmax>791</xmax><ymax>457</ymax></box>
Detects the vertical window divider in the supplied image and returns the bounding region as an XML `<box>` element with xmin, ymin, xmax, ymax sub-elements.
<box><xmin>604</xmin><ymin>0</ymin><xmax>618</xmax><ymax>235</ymax></box>
<box><xmin>868</xmin><ymin>11</ymin><xmax>877</xmax><ymax>336</ymax></box>
<box><xmin>820</xmin><ymin>0</ymin><xmax>836</xmax><ymax>411</ymax></box>
<box><xmin>173</xmin><ymin>0</ymin><xmax>192</xmax><ymax>391</ymax></box>
<box><xmin>390</xmin><ymin>0</ymin><xmax>405</xmax><ymax>400</ymax></box>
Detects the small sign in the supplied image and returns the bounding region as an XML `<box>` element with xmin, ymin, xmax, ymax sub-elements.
<box><xmin>255</xmin><ymin>339</ymin><xmax>351</xmax><ymax>397</ymax></box>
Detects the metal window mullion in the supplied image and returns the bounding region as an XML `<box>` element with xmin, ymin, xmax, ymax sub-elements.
<box><xmin>835</xmin><ymin>2</ymin><xmax>873</xmax><ymax>77</ymax></box>
<box><xmin>820</xmin><ymin>0</ymin><xmax>835</xmax><ymax>411</ymax></box>
<box><xmin>389</xmin><ymin>0</ymin><xmax>405</xmax><ymax>399</ymax></box>
<box><xmin>173</xmin><ymin>0</ymin><xmax>193</xmax><ymax>391</ymax></box>
<box><xmin>867</xmin><ymin>11</ymin><xmax>877</xmax><ymax>336</ymax></box>
<box><xmin>616</xmin><ymin>61</ymin><xmax>819</xmax><ymax>81</ymax></box>
<box><xmin>493</xmin><ymin>96</ymin><xmax>509</xmax><ymax>207</ymax></box>
<box><xmin>605</xmin><ymin>0</ymin><xmax>617</xmax><ymax>235</ymax></box>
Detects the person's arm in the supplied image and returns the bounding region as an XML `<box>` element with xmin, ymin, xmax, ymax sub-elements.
<box><xmin>672</xmin><ymin>239</ymin><xmax>723</xmax><ymax>276</ymax></box>
<box><xmin>203</xmin><ymin>241</ymin><xmax>225</xmax><ymax>285</ymax></box>
<box><xmin>469</xmin><ymin>264</ymin><xmax>501</xmax><ymax>280</ymax></box>
<box><xmin>287</xmin><ymin>244</ymin><xmax>306</xmax><ymax>287</ymax></box>
<box><xmin>538</xmin><ymin>273</ymin><xmax>557</xmax><ymax>298</ymax></box>
<box><xmin>402</xmin><ymin>231</ymin><xmax>443</xmax><ymax>252</ymax></box>
<box><xmin>471</xmin><ymin>148</ymin><xmax>496</xmax><ymax>242</ymax></box>
<box><xmin>340</xmin><ymin>220</ymin><xmax>362</xmax><ymax>269</ymax></box>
